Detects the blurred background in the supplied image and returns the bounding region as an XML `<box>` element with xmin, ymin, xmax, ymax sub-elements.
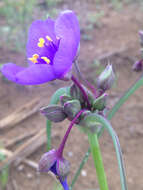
<box><xmin>0</xmin><ymin>0</ymin><xmax>143</xmax><ymax>189</ymax></box>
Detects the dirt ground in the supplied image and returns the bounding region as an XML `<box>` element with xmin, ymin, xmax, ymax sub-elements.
<box><xmin>1</xmin><ymin>1</ymin><xmax>143</xmax><ymax>190</ymax></box>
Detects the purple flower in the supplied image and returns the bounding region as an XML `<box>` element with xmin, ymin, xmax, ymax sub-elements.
<box><xmin>38</xmin><ymin>149</ymin><xmax>70</xmax><ymax>190</ymax></box>
<box><xmin>1</xmin><ymin>10</ymin><xmax>80</xmax><ymax>85</ymax></box>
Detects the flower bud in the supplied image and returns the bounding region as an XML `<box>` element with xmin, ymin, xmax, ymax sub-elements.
<box><xmin>93</xmin><ymin>93</ymin><xmax>107</xmax><ymax>111</ymax></box>
<box><xmin>70</xmin><ymin>83</ymin><xmax>95</xmax><ymax>106</ymax></box>
<box><xmin>97</xmin><ymin>64</ymin><xmax>115</xmax><ymax>91</ymax></box>
<box><xmin>56</xmin><ymin>159</ymin><xmax>70</xmax><ymax>181</ymax></box>
<box><xmin>132</xmin><ymin>60</ymin><xmax>143</xmax><ymax>72</ymax></box>
<box><xmin>38</xmin><ymin>149</ymin><xmax>57</xmax><ymax>172</ymax></box>
<box><xmin>70</xmin><ymin>83</ymin><xmax>84</xmax><ymax>103</ymax></box>
<box><xmin>60</xmin><ymin>95</ymin><xmax>73</xmax><ymax>106</ymax></box>
<box><xmin>40</xmin><ymin>105</ymin><xmax>67</xmax><ymax>122</ymax></box>
<box><xmin>63</xmin><ymin>99</ymin><xmax>81</xmax><ymax>121</ymax></box>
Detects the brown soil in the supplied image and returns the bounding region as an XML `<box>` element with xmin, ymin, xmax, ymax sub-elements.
<box><xmin>1</xmin><ymin>1</ymin><xmax>143</xmax><ymax>190</ymax></box>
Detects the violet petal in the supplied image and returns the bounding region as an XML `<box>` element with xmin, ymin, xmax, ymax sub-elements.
<box><xmin>2</xmin><ymin>63</ymin><xmax>56</xmax><ymax>85</ymax></box>
<box><xmin>54</xmin><ymin>10</ymin><xmax>80</xmax><ymax>75</ymax></box>
<box><xmin>1</xmin><ymin>63</ymin><xmax>25</xmax><ymax>82</ymax></box>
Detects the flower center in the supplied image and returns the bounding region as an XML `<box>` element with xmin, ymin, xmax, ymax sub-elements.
<box><xmin>28</xmin><ymin>35</ymin><xmax>60</xmax><ymax>65</ymax></box>
<box><xmin>28</xmin><ymin>54</ymin><xmax>39</xmax><ymax>63</ymax></box>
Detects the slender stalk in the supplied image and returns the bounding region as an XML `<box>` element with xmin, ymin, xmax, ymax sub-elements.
<box><xmin>57</xmin><ymin>110</ymin><xmax>84</xmax><ymax>157</ymax></box>
<box><xmin>70</xmin><ymin>148</ymin><xmax>91</xmax><ymax>190</ymax></box>
<box><xmin>71</xmin><ymin>75</ymin><xmax>91</xmax><ymax>109</ymax></box>
<box><xmin>88</xmin><ymin>133</ymin><xmax>109</xmax><ymax>190</ymax></box>
<box><xmin>74</xmin><ymin>61</ymin><xmax>97</xmax><ymax>96</ymax></box>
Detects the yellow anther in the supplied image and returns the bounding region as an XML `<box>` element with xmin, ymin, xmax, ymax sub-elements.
<box><xmin>38</xmin><ymin>38</ymin><xmax>45</xmax><ymax>47</ymax></box>
<box><xmin>41</xmin><ymin>57</ymin><xmax>50</xmax><ymax>64</ymax></box>
<box><xmin>28</xmin><ymin>54</ymin><xmax>39</xmax><ymax>63</ymax></box>
<box><xmin>46</xmin><ymin>35</ymin><xmax>53</xmax><ymax>42</ymax></box>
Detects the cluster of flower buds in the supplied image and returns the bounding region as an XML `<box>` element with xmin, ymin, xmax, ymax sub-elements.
<box><xmin>39</xmin><ymin>64</ymin><xmax>115</xmax><ymax>189</ymax></box>
<box><xmin>41</xmin><ymin>64</ymin><xmax>115</xmax><ymax>132</ymax></box>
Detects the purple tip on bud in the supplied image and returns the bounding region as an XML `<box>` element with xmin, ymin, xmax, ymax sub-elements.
<box><xmin>132</xmin><ymin>60</ymin><xmax>143</xmax><ymax>72</ymax></box>
<box><xmin>38</xmin><ymin>149</ymin><xmax>57</xmax><ymax>172</ymax></box>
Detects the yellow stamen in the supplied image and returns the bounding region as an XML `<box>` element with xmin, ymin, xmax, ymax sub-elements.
<box><xmin>38</xmin><ymin>38</ymin><xmax>45</xmax><ymax>47</ymax></box>
<box><xmin>28</xmin><ymin>54</ymin><xmax>39</xmax><ymax>63</ymax></box>
<box><xmin>46</xmin><ymin>35</ymin><xmax>53</xmax><ymax>42</ymax></box>
<box><xmin>41</xmin><ymin>57</ymin><xmax>50</xmax><ymax>64</ymax></box>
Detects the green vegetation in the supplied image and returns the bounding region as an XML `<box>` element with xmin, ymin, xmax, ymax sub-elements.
<box><xmin>0</xmin><ymin>0</ymin><xmax>36</xmax><ymax>51</ymax></box>
<box><xmin>0</xmin><ymin>153</ymin><xmax>9</xmax><ymax>190</ymax></box>
<box><xmin>0</xmin><ymin>0</ymin><xmax>63</xmax><ymax>52</ymax></box>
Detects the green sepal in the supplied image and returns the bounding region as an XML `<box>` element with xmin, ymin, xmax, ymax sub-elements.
<box><xmin>93</xmin><ymin>93</ymin><xmax>107</xmax><ymax>111</ymax></box>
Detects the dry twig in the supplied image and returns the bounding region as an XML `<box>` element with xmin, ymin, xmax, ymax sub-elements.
<box><xmin>0</xmin><ymin>129</ymin><xmax>46</xmax><ymax>170</ymax></box>
<box><xmin>3</xmin><ymin>129</ymin><xmax>38</xmax><ymax>148</ymax></box>
<box><xmin>0</xmin><ymin>98</ymin><xmax>43</xmax><ymax>130</ymax></box>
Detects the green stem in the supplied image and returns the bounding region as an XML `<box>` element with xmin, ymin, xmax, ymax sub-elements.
<box><xmin>93</xmin><ymin>114</ymin><xmax>127</xmax><ymax>190</ymax></box>
<box><xmin>71</xmin><ymin>75</ymin><xmax>143</xmax><ymax>188</ymax></box>
<box><xmin>46</xmin><ymin>120</ymin><xmax>51</xmax><ymax>151</ymax></box>
<box><xmin>70</xmin><ymin>148</ymin><xmax>91</xmax><ymax>190</ymax></box>
<box><xmin>88</xmin><ymin>133</ymin><xmax>109</xmax><ymax>190</ymax></box>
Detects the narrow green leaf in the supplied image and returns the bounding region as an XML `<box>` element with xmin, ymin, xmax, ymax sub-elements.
<box><xmin>70</xmin><ymin>148</ymin><xmax>91</xmax><ymax>190</ymax></box>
